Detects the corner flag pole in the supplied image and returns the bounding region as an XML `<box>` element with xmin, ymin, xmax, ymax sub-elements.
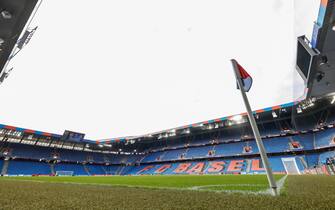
<box><xmin>231</xmin><ymin>59</ymin><xmax>278</xmax><ymax>196</ymax></box>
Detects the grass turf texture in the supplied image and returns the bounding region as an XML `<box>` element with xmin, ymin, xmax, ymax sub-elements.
<box><xmin>2</xmin><ymin>174</ymin><xmax>283</xmax><ymax>192</ymax></box>
<box><xmin>0</xmin><ymin>175</ymin><xmax>334</xmax><ymax>209</ymax></box>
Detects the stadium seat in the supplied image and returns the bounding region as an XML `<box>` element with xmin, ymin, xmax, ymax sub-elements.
<box><xmin>7</xmin><ymin>160</ymin><xmax>51</xmax><ymax>175</ymax></box>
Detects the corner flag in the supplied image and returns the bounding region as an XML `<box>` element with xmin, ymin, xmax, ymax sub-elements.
<box><xmin>231</xmin><ymin>59</ymin><xmax>278</xmax><ymax>196</ymax></box>
<box><xmin>236</xmin><ymin>61</ymin><xmax>253</xmax><ymax>92</ymax></box>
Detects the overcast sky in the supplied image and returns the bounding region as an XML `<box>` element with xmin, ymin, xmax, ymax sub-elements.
<box><xmin>0</xmin><ymin>0</ymin><xmax>320</xmax><ymax>140</ymax></box>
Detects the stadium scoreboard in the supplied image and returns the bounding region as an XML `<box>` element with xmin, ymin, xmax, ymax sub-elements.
<box><xmin>61</xmin><ymin>130</ymin><xmax>85</xmax><ymax>142</ymax></box>
<box><xmin>296</xmin><ymin>0</ymin><xmax>335</xmax><ymax>99</ymax></box>
<box><xmin>296</xmin><ymin>36</ymin><xmax>319</xmax><ymax>87</ymax></box>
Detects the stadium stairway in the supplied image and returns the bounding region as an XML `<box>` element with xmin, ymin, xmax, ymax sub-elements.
<box><xmin>1</xmin><ymin>159</ymin><xmax>9</xmax><ymax>175</ymax></box>
<box><xmin>138</xmin><ymin>155</ymin><xmax>146</xmax><ymax>163</ymax></box>
<box><xmin>102</xmin><ymin>165</ymin><xmax>108</xmax><ymax>174</ymax></box>
<box><xmin>114</xmin><ymin>166</ymin><xmax>121</xmax><ymax>175</ymax></box>
<box><xmin>83</xmin><ymin>164</ymin><xmax>91</xmax><ymax>176</ymax></box>
<box><xmin>116</xmin><ymin>166</ymin><xmax>125</xmax><ymax>175</ymax></box>
<box><xmin>159</xmin><ymin>151</ymin><xmax>167</xmax><ymax>161</ymax></box>
<box><xmin>50</xmin><ymin>163</ymin><xmax>55</xmax><ymax>175</ymax></box>
<box><xmin>297</xmin><ymin>156</ymin><xmax>308</xmax><ymax>169</ymax></box>
<box><xmin>245</xmin><ymin>159</ymin><xmax>252</xmax><ymax>173</ymax></box>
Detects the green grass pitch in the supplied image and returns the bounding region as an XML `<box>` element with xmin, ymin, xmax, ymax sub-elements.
<box><xmin>1</xmin><ymin>175</ymin><xmax>335</xmax><ymax>210</ymax></box>
<box><xmin>3</xmin><ymin>174</ymin><xmax>284</xmax><ymax>192</ymax></box>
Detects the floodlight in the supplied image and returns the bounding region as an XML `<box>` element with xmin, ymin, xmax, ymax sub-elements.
<box><xmin>1</xmin><ymin>10</ymin><xmax>12</xmax><ymax>19</ymax></box>
<box><xmin>331</xmin><ymin>96</ymin><xmax>335</xmax><ymax>104</ymax></box>
<box><xmin>272</xmin><ymin>111</ymin><xmax>278</xmax><ymax>118</ymax></box>
<box><xmin>297</xmin><ymin>107</ymin><xmax>302</xmax><ymax>114</ymax></box>
<box><xmin>231</xmin><ymin>115</ymin><xmax>242</xmax><ymax>122</ymax></box>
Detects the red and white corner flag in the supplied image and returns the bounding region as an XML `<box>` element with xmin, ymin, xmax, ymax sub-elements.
<box><xmin>234</xmin><ymin>60</ymin><xmax>253</xmax><ymax>92</ymax></box>
<box><xmin>231</xmin><ymin>59</ymin><xmax>278</xmax><ymax>196</ymax></box>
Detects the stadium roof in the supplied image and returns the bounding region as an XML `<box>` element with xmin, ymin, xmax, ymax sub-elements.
<box><xmin>0</xmin><ymin>100</ymin><xmax>305</xmax><ymax>143</ymax></box>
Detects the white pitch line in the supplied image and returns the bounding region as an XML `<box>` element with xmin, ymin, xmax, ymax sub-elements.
<box><xmin>1</xmin><ymin>175</ymin><xmax>288</xmax><ymax>196</ymax></box>
<box><xmin>262</xmin><ymin>174</ymin><xmax>288</xmax><ymax>195</ymax></box>
<box><xmin>276</xmin><ymin>174</ymin><xmax>288</xmax><ymax>193</ymax></box>
<box><xmin>189</xmin><ymin>184</ymin><xmax>267</xmax><ymax>190</ymax></box>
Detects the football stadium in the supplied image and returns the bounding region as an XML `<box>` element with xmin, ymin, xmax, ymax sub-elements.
<box><xmin>1</xmin><ymin>0</ymin><xmax>335</xmax><ymax>209</ymax></box>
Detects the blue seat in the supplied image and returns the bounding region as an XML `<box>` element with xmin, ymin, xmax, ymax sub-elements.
<box><xmin>7</xmin><ymin>160</ymin><xmax>51</xmax><ymax>175</ymax></box>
